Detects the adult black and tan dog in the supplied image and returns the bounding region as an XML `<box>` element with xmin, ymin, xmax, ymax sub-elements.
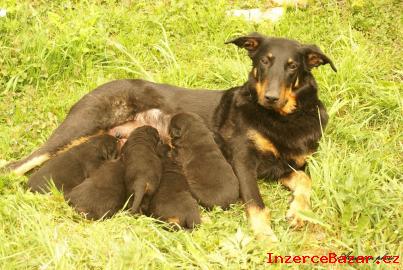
<box><xmin>6</xmin><ymin>33</ymin><xmax>335</xmax><ymax>237</ymax></box>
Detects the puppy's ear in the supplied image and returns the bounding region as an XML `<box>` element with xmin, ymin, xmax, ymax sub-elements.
<box><xmin>300</xmin><ymin>45</ymin><xmax>337</xmax><ymax>72</ymax></box>
<box><xmin>225</xmin><ymin>32</ymin><xmax>265</xmax><ymax>57</ymax></box>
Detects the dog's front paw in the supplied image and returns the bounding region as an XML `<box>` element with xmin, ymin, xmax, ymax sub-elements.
<box><xmin>286</xmin><ymin>195</ymin><xmax>310</xmax><ymax>228</ymax></box>
<box><xmin>248</xmin><ymin>206</ymin><xmax>278</xmax><ymax>242</ymax></box>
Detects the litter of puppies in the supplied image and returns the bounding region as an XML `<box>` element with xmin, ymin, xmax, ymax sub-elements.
<box><xmin>27</xmin><ymin>112</ymin><xmax>238</xmax><ymax>229</ymax></box>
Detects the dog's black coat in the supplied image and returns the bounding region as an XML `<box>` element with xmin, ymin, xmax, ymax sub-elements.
<box><xmin>66</xmin><ymin>159</ymin><xmax>126</xmax><ymax>220</ymax></box>
<box><xmin>11</xmin><ymin>33</ymin><xmax>334</xmax><ymax>215</ymax></box>
<box><xmin>121</xmin><ymin>126</ymin><xmax>162</xmax><ymax>213</ymax></box>
<box><xmin>148</xmin><ymin>150</ymin><xmax>201</xmax><ymax>229</ymax></box>
<box><xmin>28</xmin><ymin>134</ymin><xmax>119</xmax><ymax>194</ymax></box>
<box><xmin>170</xmin><ymin>112</ymin><xmax>239</xmax><ymax>209</ymax></box>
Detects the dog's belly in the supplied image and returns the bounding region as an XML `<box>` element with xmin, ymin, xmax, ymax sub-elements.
<box><xmin>107</xmin><ymin>109</ymin><xmax>172</xmax><ymax>144</ymax></box>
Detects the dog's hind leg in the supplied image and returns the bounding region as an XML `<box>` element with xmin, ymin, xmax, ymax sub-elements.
<box><xmin>280</xmin><ymin>171</ymin><xmax>312</xmax><ymax>228</ymax></box>
<box><xmin>6</xmin><ymin>100</ymin><xmax>104</xmax><ymax>175</ymax></box>
<box><xmin>6</xmin><ymin>86</ymin><xmax>137</xmax><ymax>175</ymax></box>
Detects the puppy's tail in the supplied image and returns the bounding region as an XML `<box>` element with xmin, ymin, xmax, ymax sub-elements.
<box><xmin>130</xmin><ymin>189</ymin><xmax>145</xmax><ymax>214</ymax></box>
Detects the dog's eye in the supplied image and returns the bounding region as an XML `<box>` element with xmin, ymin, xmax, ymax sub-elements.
<box><xmin>288</xmin><ymin>63</ymin><xmax>298</xmax><ymax>70</ymax></box>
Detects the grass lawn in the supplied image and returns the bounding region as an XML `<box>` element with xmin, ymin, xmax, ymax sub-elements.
<box><xmin>0</xmin><ymin>0</ymin><xmax>402</xmax><ymax>269</ymax></box>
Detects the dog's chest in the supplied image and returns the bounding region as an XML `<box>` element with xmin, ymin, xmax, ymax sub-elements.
<box><xmin>247</xmin><ymin>130</ymin><xmax>279</xmax><ymax>158</ymax></box>
<box><xmin>246</xmin><ymin>129</ymin><xmax>310</xmax><ymax>169</ymax></box>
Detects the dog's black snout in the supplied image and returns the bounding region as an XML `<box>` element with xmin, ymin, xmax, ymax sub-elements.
<box><xmin>265</xmin><ymin>95</ymin><xmax>279</xmax><ymax>103</ymax></box>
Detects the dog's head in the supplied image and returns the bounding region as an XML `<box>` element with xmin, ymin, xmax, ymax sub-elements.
<box><xmin>169</xmin><ymin>112</ymin><xmax>206</xmax><ymax>141</ymax></box>
<box><xmin>122</xmin><ymin>125</ymin><xmax>161</xmax><ymax>154</ymax></box>
<box><xmin>90</xmin><ymin>134</ymin><xmax>121</xmax><ymax>160</ymax></box>
<box><xmin>226</xmin><ymin>32</ymin><xmax>336</xmax><ymax>113</ymax></box>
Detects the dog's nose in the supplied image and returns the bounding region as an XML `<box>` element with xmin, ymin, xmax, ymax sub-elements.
<box><xmin>265</xmin><ymin>95</ymin><xmax>279</xmax><ymax>103</ymax></box>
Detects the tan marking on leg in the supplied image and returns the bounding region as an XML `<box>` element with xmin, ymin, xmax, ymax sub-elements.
<box><xmin>13</xmin><ymin>153</ymin><xmax>51</xmax><ymax>176</ymax></box>
<box><xmin>255</xmin><ymin>79</ymin><xmax>269</xmax><ymax>105</ymax></box>
<box><xmin>247</xmin><ymin>130</ymin><xmax>279</xmax><ymax>157</ymax></box>
<box><xmin>56</xmin><ymin>130</ymin><xmax>104</xmax><ymax>155</ymax></box>
<box><xmin>167</xmin><ymin>217</ymin><xmax>180</xmax><ymax>225</ymax></box>
<box><xmin>247</xmin><ymin>206</ymin><xmax>278</xmax><ymax>242</ymax></box>
<box><xmin>280</xmin><ymin>171</ymin><xmax>312</xmax><ymax>227</ymax></box>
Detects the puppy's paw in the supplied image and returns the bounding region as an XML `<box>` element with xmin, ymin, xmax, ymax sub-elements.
<box><xmin>286</xmin><ymin>195</ymin><xmax>310</xmax><ymax>228</ymax></box>
<box><xmin>248</xmin><ymin>207</ymin><xmax>278</xmax><ymax>242</ymax></box>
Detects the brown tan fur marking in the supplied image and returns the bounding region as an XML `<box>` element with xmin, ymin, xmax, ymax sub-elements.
<box><xmin>280</xmin><ymin>171</ymin><xmax>312</xmax><ymax>227</ymax></box>
<box><xmin>55</xmin><ymin>130</ymin><xmax>104</xmax><ymax>155</ymax></box>
<box><xmin>252</xmin><ymin>67</ymin><xmax>257</xmax><ymax>79</ymax></box>
<box><xmin>13</xmin><ymin>153</ymin><xmax>50</xmax><ymax>176</ymax></box>
<box><xmin>145</xmin><ymin>182</ymin><xmax>151</xmax><ymax>193</ymax></box>
<box><xmin>247</xmin><ymin>205</ymin><xmax>278</xmax><ymax>241</ymax></box>
<box><xmin>277</xmin><ymin>87</ymin><xmax>297</xmax><ymax>115</ymax></box>
<box><xmin>167</xmin><ymin>217</ymin><xmax>180</xmax><ymax>225</ymax></box>
<box><xmin>247</xmin><ymin>130</ymin><xmax>279</xmax><ymax>157</ymax></box>
<box><xmin>255</xmin><ymin>79</ymin><xmax>269</xmax><ymax>105</ymax></box>
<box><xmin>293</xmin><ymin>77</ymin><xmax>299</xmax><ymax>89</ymax></box>
<box><xmin>288</xmin><ymin>153</ymin><xmax>310</xmax><ymax>167</ymax></box>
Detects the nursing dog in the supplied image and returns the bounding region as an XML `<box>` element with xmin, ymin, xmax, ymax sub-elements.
<box><xmin>8</xmin><ymin>33</ymin><xmax>335</xmax><ymax>238</ymax></box>
<box><xmin>148</xmin><ymin>147</ymin><xmax>201</xmax><ymax>230</ymax></box>
<box><xmin>169</xmin><ymin>112</ymin><xmax>239</xmax><ymax>209</ymax></box>
<box><xmin>66</xmin><ymin>159</ymin><xmax>126</xmax><ymax>220</ymax></box>
<box><xmin>121</xmin><ymin>126</ymin><xmax>163</xmax><ymax>214</ymax></box>
<box><xmin>28</xmin><ymin>134</ymin><xmax>120</xmax><ymax>194</ymax></box>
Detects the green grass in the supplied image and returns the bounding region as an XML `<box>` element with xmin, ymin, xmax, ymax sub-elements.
<box><xmin>0</xmin><ymin>0</ymin><xmax>402</xmax><ymax>269</ymax></box>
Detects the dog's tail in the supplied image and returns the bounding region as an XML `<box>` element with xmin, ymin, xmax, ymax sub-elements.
<box><xmin>130</xmin><ymin>181</ymin><xmax>153</xmax><ymax>214</ymax></box>
<box><xmin>130</xmin><ymin>190</ymin><xmax>145</xmax><ymax>214</ymax></box>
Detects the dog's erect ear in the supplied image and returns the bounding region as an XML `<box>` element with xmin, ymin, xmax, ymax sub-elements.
<box><xmin>225</xmin><ymin>32</ymin><xmax>265</xmax><ymax>56</ymax></box>
<box><xmin>300</xmin><ymin>45</ymin><xmax>337</xmax><ymax>72</ymax></box>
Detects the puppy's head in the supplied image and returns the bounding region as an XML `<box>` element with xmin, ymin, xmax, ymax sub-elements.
<box><xmin>226</xmin><ymin>32</ymin><xmax>336</xmax><ymax>114</ymax></box>
<box><xmin>169</xmin><ymin>112</ymin><xmax>205</xmax><ymax>141</ymax></box>
<box><xmin>127</xmin><ymin>126</ymin><xmax>160</xmax><ymax>144</ymax></box>
<box><xmin>156</xmin><ymin>143</ymin><xmax>171</xmax><ymax>159</ymax></box>
<box><xmin>122</xmin><ymin>125</ymin><xmax>161</xmax><ymax>155</ymax></box>
<box><xmin>90</xmin><ymin>134</ymin><xmax>120</xmax><ymax>160</ymax></box>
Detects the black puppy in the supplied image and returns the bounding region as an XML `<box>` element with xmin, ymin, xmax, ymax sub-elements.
<box><xmin>148</xmin><ymin>148</ymin><xmax>201</xmax><ymax>230</ymax></box>
<box><xmin>121</xmin><ymin>126</ymin><xmax>162</xmax><ymax>214</ymax></box>
<box><xmin>169</xmin><ymin>112</ymin><xmax>239</xmax><ymax>209</ymax></box>
<box><xmin>28</xmin><ymin>134</ymin><xmax>120</xmax><ymax>194</ymax></box>
<box><xmin>65</xmin><ymin>159</ymin><xmax>126</xmax><ymax>220</ymax></box>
